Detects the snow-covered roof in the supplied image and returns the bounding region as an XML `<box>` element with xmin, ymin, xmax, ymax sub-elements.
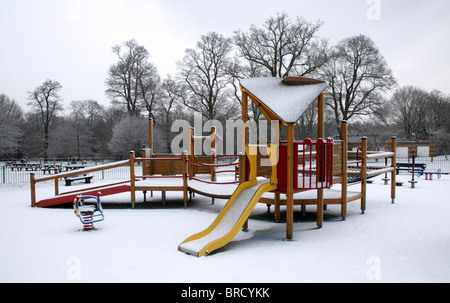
<box><xmin>240</xmin><ymin>77</ymin><xmax>327</xmax><ymax>124</ymax></box>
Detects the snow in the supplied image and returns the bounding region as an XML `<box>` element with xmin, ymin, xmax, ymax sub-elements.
<box><xmin>1</xmin><ymin>173</ymin><xmax>450</xmax><ymax>283</ymax></box>
<box><xmin>240</xmin><ymin>77</ymin><xmax>327</xmax><ymax>124</ymax></box>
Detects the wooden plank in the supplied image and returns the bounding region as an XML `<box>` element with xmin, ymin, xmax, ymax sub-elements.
<box><xmin>366</xmin><ymin>152</ymin><xmax>395</xmax><ymax>159</ymax></box>
<box><xmin>36</xmin><ymin>185</ymin><xmax>131</xmax><ymax>208</ymax></box>
<box><xmin>361</xmin><ymin>137</ymin><xmax>367</xmax><ymax>214</ymax></box>
<box><xmin>130</xmin><ymin>152</ymin><xmax>135</xmax><ymax>203</ymax></box>
<box><xmin>286</xmin><ymin>124</ymin><xmax>294</xmax><ymax>239</ymax></box>
<box><xmin>135</xmin><ymin>186</ymin><xmax>185</xmax><ymax>191</ymax></box>
<box><xmin>366</xmin><ymin>167</ymin><xmax>395</xmax><ymax>177</ymax></box>
<box><xmin>341</xmin><ymin>121</ymin><xmax>348</xmax><ymax>220</ymax></box>
<box><xmin>35</xmin><ymin>160</ymin><xmax>129</xmax><ymax>183</ymax></box>
<box><xmin>391</xmin><ymin>137</ymin><xmax>396</xmax><ymax>204</ymax></box>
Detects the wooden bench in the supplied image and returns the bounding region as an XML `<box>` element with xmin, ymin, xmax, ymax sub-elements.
<box><xmin>64</xmin><ymin>174</ymin><xmax>93</xmax><ymax>186</ymax></box>
<box><xmin>396</xmin><ymin>163</ymin><xmax>426</xmax><ymax>175</ymax></box>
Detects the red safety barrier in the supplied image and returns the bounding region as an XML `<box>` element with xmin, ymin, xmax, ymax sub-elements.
<box><xmin>278</xmin><ymin>138</ymin><xmax>334</xmax><ymax>192</ymax></box>
<box><xmin>186</xmin><ymin>160</ymin><xmax>238</xmax><ymax>168</ymax></box>
<box><xmin>135</xmin><ymin>157</ymin><xmax>183</xmax><ymax>162</ymax></box>
<box><xmin>188</xmin><ymin>175</ymin><xmax>240</xmax><ymax>185</ymax></box>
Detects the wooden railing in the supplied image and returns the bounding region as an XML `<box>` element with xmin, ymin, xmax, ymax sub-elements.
<box><xmin>30</xmin><ymin>160</ymin><xmax>130</xmax><ymax>207</ymax></box>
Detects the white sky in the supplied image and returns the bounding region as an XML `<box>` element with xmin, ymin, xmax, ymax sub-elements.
<box><xmin>0</xmin><ymin>0</ymin><xmax>449</xmax><ymax>110</ymax></box>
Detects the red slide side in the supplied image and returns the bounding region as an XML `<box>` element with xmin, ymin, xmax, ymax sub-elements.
<box><xmin>36</xmin><ymin>184</ymin><xmax>131</xmax><ymax>207</ymax></box>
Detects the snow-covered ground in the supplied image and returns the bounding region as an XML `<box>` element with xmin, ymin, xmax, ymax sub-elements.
<box><xmin>1</xmin><ymin>173</ymin><xmax>449</xmax><ymax>283</ymax></box>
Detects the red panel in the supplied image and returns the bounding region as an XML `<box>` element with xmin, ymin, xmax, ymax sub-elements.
<box><xmin>36</xmin><ymin>185</ymin><xmax>131</xmax><ymax>208</ymax></box>
<box><xmin>277</xmin><ymin>143</ymin><xmax>298</xmax><ymax>193</ymax></box>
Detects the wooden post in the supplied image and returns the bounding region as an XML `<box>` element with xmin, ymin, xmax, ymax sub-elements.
<box><xmin>242</xmin><ymin>91</ymin><xmax>249</xmax><ymax>147</ymax></box>
<box><xmin>238</xmin><ymin>152</ymin><xmax>245</xmax><ymax>184</ymax></box>
<box><xmin>210</xmin><ymin>126</ymin><xmax>216</xmax><ymax>182</ymax></box>
<box><xmin>361</xmin><ymin>137</ymin><xmax>367</xmax><ymax>214</ymax></box>
<box><xmin>391</xmin><ymin>136</ymin><xmax>397</xmax><ymax>204</ymax></box>
<box><xmin>341</xmin><ymin>120</ymin><xmax>348</xmax><ymax>220</ymax></box>
<box><xmin>188</xmin><ymin>127</ymin><xmax>194</xmax><ymax>177</ymax></box>
<box><xmin>241</xmin><ymin>90</ymin><xmax>249</xmax><ymax>175</ymax></box>
<box><xmin>317</xmin><ymin>188</ymin><xmax>324</xmax><ymax>228</ymax></box>
<box><xmin>54</xmin><ymin>168</ymin><xmax>59</xmax><ymax>196</ymax></box>
<box><xmin>142</xmin><ymin>149</ymin><xmax>147</xmax><ymax>178</ymax></box>
<box><xmin>183</xmin><ymin>151</ymin><xmax>188</xmax><ymax>208</ymax></box>
<box><xmin>241</xmin><ymin>90</ymin><xmax>251</xmax><ymax>231</ymax></box>
<box><xmin>130</xmin><ymin>151</ymin><xmax>136</xmax><ymax>208</ymax></box>
<box><xmin>30</xmin><ymin>173</ymin><xmax>36</xmax><ymax>207</ymax></box>
<box><xmin>274</xmin><ymin>192</ymin><xmax>280</xmax><ymax>222</ymax></box>
<box><xmin>148</xmin><ymin>117</ymin><xmax>153</xmax><ymax>150</ymax></box>
<box><xmin>286</xmin><ymin>124</ymin><xmax>294</xmax><ymax>239</ymax></box>
<box><xmin>317</xmin><ymin>92</ymin><xmax>325</xmax><ymax>139</ymax></box>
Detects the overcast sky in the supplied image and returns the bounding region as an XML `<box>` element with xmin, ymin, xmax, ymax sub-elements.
<box><xmin>0</xmin><ymin>0</ymin><xmax>449</xmax><ymax>110</ymax></box>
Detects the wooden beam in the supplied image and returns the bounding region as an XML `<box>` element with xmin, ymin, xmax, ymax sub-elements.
<box><xmin>318</xmin><ymin>92</ymin><xmax>325</xmax><ymax>139</ymax></box>
<box><xmin>54</xmin><ymin>168</ymin><xmax>59</xmax><ymax>196</ymax></box>
<box><xmin>317</xmin><ymin>188</ymin><xmax>324</xmax><ymax>228</ymax></box>
<box><xmin>274</xmin><ymin>192</ymin><xmax>280</xmax><ymax>222</ymax></box>
<box><xmin>391</xmin><ymin>136</ymin><xmax>397</xmax><ymax>204</ymax></box>
<box><xmin>183</xmin><ymin>151</ymin><xmax>188</xmax><ymax>206</ymax></box>
<box><xmin>30</xmin><ymin>173</ymin><xmax>36</xmax><ymax>207</ymax></box>
<box><xmin>130</xmin><ymin>151</ymin><xmax>136</xmax><ymax>207</ymax></box>
<box><xmin>341</xmin><ymin>120</ymin><xmax>348</xmax><ymax>220</ymax></box>
<box><xmin>286</xmin><ymin>124</ymin><xmax>294</xmax><ymax>239</ymax></box>
<box><xmin>241</xmin><ymin>90</ymin><xmax>249</xmax><ymax>183</ymax></box>
<box><xmin>361</xmin><ymin>137</ymin><xmax>367</xmax><ymax>214</ymax></box>
<box><xmin>242</xmin><ymin>90</ymin><xmax>249</xmax><ymax>148</ymax></box>
<box><xmin>210</xmin><ymin>127</ymin><xmax>216</xmax><ymax>182</ymax></box>
<box><xmin>148</xmin><ymin>117</ymin><xmax>153</xmax><ymax>150</ymax></box>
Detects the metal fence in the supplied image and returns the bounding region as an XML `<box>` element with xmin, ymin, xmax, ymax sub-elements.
<box><xmin>366</xmin><ymin>156</ymin><xmax>450</xmax><ymax>173</ymax></box>
<box><xmin>1</xmin><ymin>156</ymin><xmax>448</xmax><ymax>184</ymax></box>
<box><xmin>0</xmin><ymin>160</ymin><xmax>141</xmax><ymax>184</ymax></box>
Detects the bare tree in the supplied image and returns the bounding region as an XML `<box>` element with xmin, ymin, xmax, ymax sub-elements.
<box><xmin>177</xmin><ymin>32</ymin><xmax>235</xmax><ymax>120</ymax></box>
<box><xmin>156</xmin><ymin>76</ymin><xmax>183</xmax><ymax>152</ymax></box>
<box><xmin>70</xmin><ymin>100</ymin><xmax>105</xmax><ymax>157</ymax></box>
<box><xmin>27</xmin><ymin>79</ymin><xmax>64</xmax><ymax>159</ymax></box>
<box><xmin>233</xmin><ymin>12</ymin><xmax>328</xmax><ymax>78</ymax></box>
<box><xmin>320</xmin><ymin>35</ymin><xmax>397</xmax><ymax>134</ymax></box>
<box><xmin>0</xmin><ymin>94</ymin><xmax>23</xmax><ymax>157</ymax></box>
<box><xmin>389</xmin><ymin>86</ymin><xmax>429</xmax><ymax>140</ymax></box>
<box><xmin>106</xmin><ymin>39</ymin><xmax>160</xmax><ymax>117</ymax></box>
<box><xmin>390</xmin><ymin>87</ymin><xmax>450</xmax><ymax>152</ymax></box>
<box><xmin>108</xmin><ymin>115</ymin><xmax>148</xmax><ymax>157</ymax></box>
<box><xmin>228</xmin><ymin>58</ymin><xmax>267</xmax><ymax>123</ymax></box>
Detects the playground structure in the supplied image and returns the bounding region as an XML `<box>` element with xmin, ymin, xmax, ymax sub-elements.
<box><xmin>30</xmin><ymin>76</ymin><xmax>398</xmax><ymax>257</ymax></box>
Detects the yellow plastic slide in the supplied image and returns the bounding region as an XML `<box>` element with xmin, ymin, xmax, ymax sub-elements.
<box><xmin>178</xmin><ymin>178</ymin><xmax>277</xmax><ymax>257</ymax></box>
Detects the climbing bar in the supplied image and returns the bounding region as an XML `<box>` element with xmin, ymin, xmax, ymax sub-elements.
<box><xmin>215</xmin><ymin>170</ymin><xmax>238</xmax><ymax>174</ymax></box>
<box><xmin>213</xmin><ymin>155</ymin><xmax>239</xmax><ymax>159</ymax></box>
<box><xmin>188</xmin><ymin>175</ymin><xmax>240</xmax><ymax>185</ymax></box>
<box><xmin>366</xmin><ymin>152</ymin><xmax>395</xmax><ymax>159</ymax></box>
<box><xmin>135</xmin><ymin>175</ymin><xmax>184</xmax><ymax>179</ymax></box>
<box><xmin>135</xmin><ymin>157</ymin><xmax>183</xmax><ymax>162</ymax></box>
<box><xmin>186</xmin><ymin>160</ymin><xmax>238</xmax><ymax>168</ymax></box>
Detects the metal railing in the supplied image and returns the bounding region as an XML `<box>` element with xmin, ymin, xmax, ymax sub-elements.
<box><xmin>1</xmin><ymin>160</ymin><xmax>138</xmax><ymax>184</ymax></box>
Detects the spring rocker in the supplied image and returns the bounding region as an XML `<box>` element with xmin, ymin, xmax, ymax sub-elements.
<box><xmin>73</xmin><ymin>195</ymin><xmax>104</xmax><ymax>231</ymax></box>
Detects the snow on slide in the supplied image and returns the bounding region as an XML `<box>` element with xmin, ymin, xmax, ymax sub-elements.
<box><xmin>179</xmin><ymin>179</ymin><xmax>275</xmax><ymax>257</ymax></box>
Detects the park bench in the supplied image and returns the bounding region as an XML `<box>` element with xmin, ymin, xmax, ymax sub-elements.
<box><xmin>395</xmin><ymin>163</ymin><xmax>426</xmax><ymax>175</ymax></box>
<box><xmin>64</xmin><ymin>174</ymin><xmax>93</xmax><ymax>186</ymax></box>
